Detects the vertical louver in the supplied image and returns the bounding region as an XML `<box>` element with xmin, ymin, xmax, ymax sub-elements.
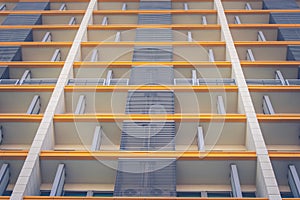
<box><xmin>129</xmin><ymin>67</ymin><xmax>174</xmax><ymax>85</ymax></box>
<box><xmin>114</xmin><ymin>159</ymin><xmax>176</xmax><ymax>197</ymax></box>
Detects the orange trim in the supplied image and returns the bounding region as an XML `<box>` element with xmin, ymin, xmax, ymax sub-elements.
<box><xmin>24</xmin><ymin>197</ymin><xmax>267</xmax><ymax>200</ymax></box>
<box><xmin>2</xmin><ymin>0</ymin><xmax>89</xmax><ymax>2</ymax></box>
<box><xmin>0</xmin><ymin>25</ymin><xmax>80</xmax><ymax>29</ymax></box>
<box><xmin>73</xmin><ymin>61</ymin><xmax>231</xmax><ymax>67</ymax></box>
<box><xmin>248</xmin><ymin>86</ymin><xmax>300</xmax><ymax>92</ymax></box>
<box><xmin>64</xmin><ymin>85</ymin><xmax>238</xmax><ymax>92</ymax></box>
<box><xmin>98</xmin><ymin>0</ymin><xmax>211</xmax><ymax>1</ymax></box>
<box><xmin>241</xmin><ymin>62</ymin><xmax>300</xmax><ymax>67</ymax></box>
<box><xmin>0</xmin><ymin>26</ymin><xmax>79</xmax><ymax>30</ymax></box>
<box><xmin>257</xmin><ymin>114</ymin><xmax>300</xmax><ymax>122</ymax></box>
<box><xmin>0</xmin><ymin>151</ymin><xmax>28</xmax><ymax>160</ymax></box>
<box><xmin>40</xmin><ymin>151</ymin><xmax>256</xmax><ymax>160</ymax></box>
<box><xmin>0</xmin><ymin>42</ymin><xmax>72</xmax><ymax>47</ymax></box>
<box><xmin>88</xmin><ymin>24</ymin><xmax>221</xmax><ymax>30</ymax></box>
<box><xmin>0</xmin><ymin>11</ymin><xmax>85</xmax><ymax>15</ymax></box>
<box><xmin>269</xmin><ymin>152</ymin><xmax>300</xmax><ymax>160</ymax></box>
<box><xmin>7</xmin><ymin>63</ymin><xmax>64</xmax><ymax>68</ymax></box>
<box><xmin>229</xmin><ymin>24</ymin><xmax>300</xmax><ymax>28</ymax></box>
<box><xmin>0</xmin><ymin>86</ymin><xmax>54</xmax><ymax>92</ymax></box>
<box><xmin>235</xmin><ymin>41</ymin><xmax>300</xmax><ymax>46</ymax></box>
<box><xmin>0</xmin><ymin>114</ymin><xmax>43</xmax><ymax>122</ymax></box>
<box><xmin>93</xmin><ymin>10</ymin><xmax>217</xmax><ymax>14</ymax></box>
<box><xmin>241</xmin><ymin>61</ymin><xmax>300</xmax><ymax>66</ymax></box>
<box><xmin>0</xmin><ymin>61</ymin><xmax>65</xmax><ymax>66</ymax></box>
<box><xmin>81</xmin><ymin>41</ymin><xmax>225</xmax><ymax>46</ymax></box>
<box><xmin>54</xmin><ymin>114</ymin><xmax>247</xmax><ymax>122</ymax></box>
<box><xmin>73</xmin><ymin>61</ymin><xmax>232</xmax><ymax>68</ymax></box>
<box><xmin>225</xmin><ymin>10</ymin><xmax>300</xmax><ymax>14</ymax></box>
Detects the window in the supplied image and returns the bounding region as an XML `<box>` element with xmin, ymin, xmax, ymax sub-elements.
<box><xmin>207</xmin><ymin>192</ymin><xmax>232</xmax><ymax>197</ymax></box>
<box><xmin>242</xmin><ymin>192</ymin><xmax>256</xmax><ymax>197</ymax></box>
<box><xmin>281</xmin><ymin>192</ymin><xmax>294</xmax><ymax>198</ymax></box>
<box><xmin>2</xmin><ymin>191</ymin><xmax>12</xmax><ymax>196</ymax></box>
<box><xmin>177</xmin><ymin>192</ymin><xmax>201</xmax><ymax>197</ymax></box>
<box><xmin>40</xmin><ymin>191</ymin><xmax>50</xmax><ymax>196</ymax></box>
<box><xmin>93</xmin><ymin>192</ymin><xmax>113</xmax><ymax>197</ymax></box>
<box><xmin>63</xmin><ymin>191</ymin><xmax>87</xmax><ymax>196</ymax></box>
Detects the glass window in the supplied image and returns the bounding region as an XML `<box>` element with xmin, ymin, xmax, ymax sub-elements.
<box><xmin>242</xmin><ymin>192</ymin><xmax>256</xmax><ymax>197</ymax></box>
<box><xmin>40</xmin><ymin>191</ymin><xmax>50</xmax><ymax>196</ymax></box>
<box><xmin>63</xmin><ymin>191</ymin><xmax>87</xmax><ymax>196</ymax></box>
<box><xmin>281</xmin><ymin>192</ymin><xmax>294</xmax><ymax>198</ymax></box>
<box><xmin>177</xmin><ymin>192</ymin><xmax>201</xmax><ymax>197</ymax></box>
<box><xmin>2</xmin><ymin>191</ymin><xmax>12</xmax><ymax>196</ymax></box>
<box><xmin>207</xmin><ymin>192</ymin><xmax>232</xmax><ymax>197</ymax></box>
<box><xmin>93</xmin><ymin>192</ymin><xmax>113</xmax><ymax>197</ymax></box>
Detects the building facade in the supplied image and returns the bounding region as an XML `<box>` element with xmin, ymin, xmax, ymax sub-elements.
<box><xmin>0</xmin><ymin>0</ymin><xmax>298</xmax><ymax>199</ymax></box>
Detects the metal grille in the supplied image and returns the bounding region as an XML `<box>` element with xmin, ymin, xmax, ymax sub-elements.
<box><xmin>136</xmin><ymin>28</ymin><xmax>172</xmax><ymax>42</ymax></box>
<box><xmin>139</xmin><ymin>1</ymin><xmax>172</xmax><ymax>10</ymax></box>
<box><xmin>287</xmin><ymin>45</ymin><xmax>300</xmax><ymax>61</ymax></box>
<box><xmin>120</xmin><ymin>121</ymin><xmax>175</xmax><ymax>151</ymax></box>
<box><xmin>0</xmin><ymin>29</ymin><xmax>33</xmax><ymax>42</ymax></box>
<box><xmin>269</xmin><ymin>13</ymin><xmax>300</xmax><ymax>24</ymax></box>
<box><xmin>2</xmin><ymin>14</ymin><xmax>42</xmax><ymax>25</ymax></box>
<box><xmin>278</xmin><ymin>28</ymin><xmax>300</xmax><ymax>41</ymax></box>
<box><xmin>0</xmin><ymin>67</ymin><xmax>9</xmax><ymax>79</ymax></box>
<box><xmin>114</xmin><ymin>159</ymin><xmax>176</xmax><ymax>197</ymax></box>
<box><xmin>138</xmin><ymin>14</ymin><xmax>172</xmax><ymax>24</ymax></box>
<box><xmin>125</xmin><ymin>90</ymin><xmax>174</xmax><ymax>114</ymax></box>
<box><xmin>129</xmin><ymin>67</ymin><xmax>174</xmax><ymax>85</ymax></box>
<box><xmin>263</xmin><ymin>0</ymin><xmax>299</xmax><ymax>9</ymax></box>
<box><xmin>0</xmin><ymin>46</ymin><xmax>22</xmax><ymax>61</ymax></box>
<box><xmin>13</xmin><ymin>2</ymin><xmax>50</xmax><ymax>10</ymax></box>
<box><xmin>132</xmin><ymin>46</ymin><xmax>173</xmax><ymax>62</ymax></box>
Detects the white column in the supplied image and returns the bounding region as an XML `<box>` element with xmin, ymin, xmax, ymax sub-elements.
<box><xmin>214</xmin><ymin>0</ymin><xmax>281</xmax><ymax>199</ymax></box>
<box><xmin>11</xmin><ymin>0</ymin><xmax>98</xmax><ymax>199</ymax></box>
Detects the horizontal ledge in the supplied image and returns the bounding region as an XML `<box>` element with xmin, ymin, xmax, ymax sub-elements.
<box><xmin>88</xmin><ymin>25</ymin><xmax>221</xmax><ymax>30</ymax></box>
<box><xmin>94</xmin><ymin>10</ymin><xmax>217</xmax><ymax>14</ymax></box>
<box><xmin>81</xmin><ymin>42</ymin><xmax>225</xmax><ymax>46</ymax></box>
<box><xmin>0</xmin><ymin>86</ymin><xmax>54</xmax><ymax>92</ymax></box>
<box><xmin>248</xmin><ymin>86</ymin><xmax>300</xmax><ymax>92</ymax></box>
<box><xmin>0</xmin><ymin>151</ymin><xmax>28</xmax><ymax>159</ymax></box>
<box><xmin>0</xmin><ymin>42</ymin><xmax>72</xmax><ymax>47</ymax></box>
<box><xmin>98</xmin><ymin>0</ymin><xmax>214</xmax><ymax>2</ymax></box>
<box><xmin>40</xmin><ymin>151</ymin><xmax>257</xmax><ymax>160</ymax></box>
<box><xmin>241</xmin><ymin>61</ymin><xmax>300</xmax><ymax>66</ymax></box>
<box><xmin>54</xmin><ymin>114</ymin><xmax>247</xmax><ymax>122</ymax></box>
<box><xmin>73</xmin><ymin>61</ymin><xmax>232</xmax><ymax>68</ymax></box>
<box><xmin>269</xmin><ymin>152</ymin><xmax>300</xmax><ymax>160</ymax></box>
<box><xmin>257</xmin><ymin>114</ymin><xmax>300</xmax><ymax>122</ymax></box>
<box><xmin>235</xmin><ymin>41</ymin><xmax>300</xmax><ymax>46</ymax></box>
<box><xmin>0</xmin><ymin>25</ymin><xmax>80</xmax><ymax>29</ymax></box>
<box><xmin>73</xmin><ymin>61</ymin><xmax>232</xmax><ymax>67</ymax></box>
<box><xmin>0</xmin><ymin>10</ymin><xmax>85</xmax><ymax>15</ymax></box>
<box><xmin>1</xmin><ymin>0</ymin><xmax>89</xmax><ymax>2</ymax></box>
<box><xmin>0</xmin><ymin>61</ymin><xmax>65</xmax><ymax>67</ymax></box>
<box><xmin>225</xmin><ymin>10</ymin><xmax>300</xmax><ymax>14</ymax></box>
<box><xmin>64</xmin><ymin>85</ymin><xmax>238</xmax><ymax>92</ymax></box>
<box><xmin>0</xmin><ymin>114</ymin><xmax>43</xmax><ymax>122</ymax></box>
<box><xmin>24</xmin><ymin>197</ymin><xmax>267</xmax><ymax>200</ymax></box>
<box><xmin>229</xmin><ymin>24</ymin><xmax>300</xmax><ymax>28</ymax></box>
